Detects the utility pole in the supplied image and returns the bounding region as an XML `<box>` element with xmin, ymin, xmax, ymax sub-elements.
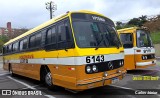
<box><xmin>45</xmin><ymin>1</ymin><xmax>57</xmax><ymax>19</ymax></box>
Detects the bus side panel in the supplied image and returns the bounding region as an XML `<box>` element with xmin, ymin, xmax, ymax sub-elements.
<box><xmin>22</xmin><ymin>63</ymin><xmax>41</xmax><ymax>80</ymax></box>
<box><xmin>48</xmin><ymin>65</ymin><xmax>77</xmax><ymax>89</ymax></box>
<box><xmin>10</xmin><ymin>63</ymin><xmax>41</xmax><ymax>80</ymax></box>
<box><xmin>124</xmin><ymin>55</ymin><xmax>135</xmax><ymax>70</ymax></box>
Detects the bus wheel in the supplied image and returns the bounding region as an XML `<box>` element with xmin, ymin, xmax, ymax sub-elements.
<box><xmin>9</xmin><ymin>65</ymin><xmax>14</xmax><ymax>76</ymax></box>
<box><xmin>44</xmin><ymin>70</ymin><xmax>56</xmax><ymax>89</ymax></box>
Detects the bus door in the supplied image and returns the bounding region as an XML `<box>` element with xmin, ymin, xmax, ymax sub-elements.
<box><xmin>120</xmin><ymin>33</ymin><xmax>135</xmax><ymax>70</ymax></box>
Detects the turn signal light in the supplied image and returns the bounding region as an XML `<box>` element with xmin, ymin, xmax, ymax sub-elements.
<box><xmin>136</xmin><ymin>50</ymin><xmax>141</xmax><ymax>52</ymax></box>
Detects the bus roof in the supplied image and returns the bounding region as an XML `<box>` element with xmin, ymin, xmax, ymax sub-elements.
<box><xmin>117</xmin><ymin>26</ymin><xmax>150</xmax><ymax>34</ymax></box>
<box><xmin>117</xmin><ymin>27</ymin><xmax>138</xmax><ymax>32</ymax></box>
<box><xmin>4</xmin><ymin>10</ymin><xmax>111</xmax><ymax>46</ymax></box>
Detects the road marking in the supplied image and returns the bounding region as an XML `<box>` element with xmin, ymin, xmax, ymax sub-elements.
<box><xmin>8</xmin><ymin>76</ymin><xmax>35</xmax><ymax>89</ymax></box>
<box><xmin>22</xmin><ymin>85</ymin><xmax>41</xmax><ymax>90</ymax></box>
<box><xmin>111</xmin><ymin>84</ymin><xmax>136</xmax><ymax>91</ymax></box>
<box><xmin>7</xmin><ymin>76</ymin><xmax>56</xmax><ymax>98</ymax></box>
<box><xmin>110</xmin><ymin>85</ymin><xmax>137</xmax><ymax>98</ymax></box>
<box><xmin>0</xmin><ymin>73</ymin><xmax>9</xmax><ymax>76</ymax></box>
<box><xmin>44</xmin><ymin>95</ymin><xmax>56</xmax><ymax>98</ymax></box>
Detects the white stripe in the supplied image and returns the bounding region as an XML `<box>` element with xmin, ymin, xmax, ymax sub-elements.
<box><xmin>44</xmin><ymin>95</ymin><xmax>56</xmax><ymax>98</ymax></box>
<box><xmin>6</xmin><ymin>53</ymin><xmax>124</xmax><ymax>65</ymax></box>
<box><xmin>124</xmin><ymin>47</ymin><xmax>155</xmax><ymax>55</ymax></box>
<box><xmin>111</xmin><ymin>84</ymin><xmax>135</xmax><ymax>90</ymax></box>
<box><xmin>110</xmin><ymin>85</ymin><xmax>137</xmax><ymax>98</ymax></box>
<box><xmin>136</xmin><ymin>60</ymin><xmax>156</xmax><ymax>66</ymax></box>
<box><xmin>124</xmin><ymin>48</ymin><xmax>134</xmax><ymax>55</ymax></box>
<box><xmin>8</xmin><ymin>76</ymin><xmax>56</xmax><ymax>98</ymax></box>
<box><xmin>8</xmin><ymin>76</ymin><xmax>36</xmax><ymax>89</ymax></box>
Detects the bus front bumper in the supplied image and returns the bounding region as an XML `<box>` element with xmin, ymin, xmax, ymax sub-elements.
<box><xmin>136</xmin><ymin>60</ymin><xmax>156</xmax><ymax>67</ymax></box>
<box><xmin>76</xmin><ymin>69</ymin><xmax>126</xmax><ymax>90</ymax></box>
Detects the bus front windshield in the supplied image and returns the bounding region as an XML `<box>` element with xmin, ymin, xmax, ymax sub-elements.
<box><xmin>72</xmin><ymin>21</ymin><xmax>121</xmax><ymax>48</ymax></box>
<box><xmin>137</xmin><ymin>29</ymin><xmax>153</xmax><ymax>47</ymax></box>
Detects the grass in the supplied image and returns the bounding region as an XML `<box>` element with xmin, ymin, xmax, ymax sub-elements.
<box><xmin>151</xmin><ymin>32</ymin><xmax>160</xmax><ymax>44</ymax></box>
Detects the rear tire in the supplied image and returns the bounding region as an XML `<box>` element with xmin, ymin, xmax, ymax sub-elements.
<box><xmin>9</xmin><ymin>65</ymin><xmax>15</xmax><ymax>76</ymax></box>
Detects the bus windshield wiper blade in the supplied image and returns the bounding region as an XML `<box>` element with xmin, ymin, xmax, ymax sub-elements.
<box><xmin>95</xmin><ymin>36</ymin><xmax>105</xmax><ymax>50</ymax></box>
<box><xmin>114</xmin><ymin>40</ymin><xmax>120</xmax><ymax>49</ymax></box>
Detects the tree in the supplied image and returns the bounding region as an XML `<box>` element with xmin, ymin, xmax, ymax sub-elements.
<box><xmin>128</xmin><ymin>18</ymin><xmax>140</xmax><ymax>26</ymax></box>
<box><xmin>116</xmin><ymin>21</ymin><xmax>123</xmax><ymax>29</ymax></box>
<box><xmin>139</xmin><ymin>15</ymin><xmax>147</xmax><ymax>25</ymax></box>
<box><xmin>0</xmin><ymin>35</ymin><xmax>9</xmax><ymax>42</ymax></box>
<box><xmin>127</xmin><ymin>15</ymin><xmax>148</xmax><ymax>27</ymax></box>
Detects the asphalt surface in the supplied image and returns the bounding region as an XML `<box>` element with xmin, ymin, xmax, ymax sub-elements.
<box><xmin>0</xmin><ymin>60</ymin><xmax>160</xmax><ymax>98</ymax></box>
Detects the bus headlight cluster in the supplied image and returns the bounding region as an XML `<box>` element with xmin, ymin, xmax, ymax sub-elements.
<box><xmin>86</xmin><ymin>65</ymin><xmax>98</xmax><ymax>73</ymax></box>
<box><xmin>86</xmin><ymin>66</ymin><xmax>91</xmax><ymax>73</ymax></box>
<box><xmin>142</xmin><ymin>55</ymin><xmax>148</xmax><ymax>60</ymax></box>
<box><xmin>119</xmin><ymin>60</ymin><xmax>124</xmax><ymax>66</ymax></box>
<box><xmin>92</xmin><ymin>65</ymin><xmax>97</xmax><ymax>72</ymax></box>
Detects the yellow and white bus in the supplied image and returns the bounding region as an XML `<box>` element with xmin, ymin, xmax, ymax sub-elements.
<box><xmin>118</xmin><ymin>27</ymin><xmax>156</xmax><ymax>70</ymax></box>
<box><xmin>3</xmin><ymin>10</ymin><xmax>126</xmax><ymax>91</ymax></box>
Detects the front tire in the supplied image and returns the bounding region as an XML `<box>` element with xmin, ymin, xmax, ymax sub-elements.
<box><xmin>44</xmin><ymin>70</ymin><xmax>56</xmax><ymax>89</ymax></box>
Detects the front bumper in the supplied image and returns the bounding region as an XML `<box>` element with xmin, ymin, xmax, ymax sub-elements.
<box><xmin>76</xmin><ymin>69</ymin><xmax>126</xmax><ymax>90</ymax></box>
<box><xmin>136</xmin><ymin>60</ymin><xmax>156</xmax><ymax>66</ymax></box>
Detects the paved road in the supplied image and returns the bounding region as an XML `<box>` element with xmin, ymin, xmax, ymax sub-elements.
<box><xmin>0</xmin><ymin>60</ymin><xmax>160</xmax><ymax>98</ymax></box>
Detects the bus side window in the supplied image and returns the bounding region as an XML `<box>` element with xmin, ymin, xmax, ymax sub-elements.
<box><xmin>64</xmin><ymin>19</ymin><xmax>74</xmax><ymax>47</ymax></box>
<box><xmin>45</xmin><ymin>26</ymin><xmax>57</xmax><ymax>50</ymax></box>
<box><xmin>58</xmin><ymin>23</ymin><xmax>66</xmax><ymax>42</ymax></box>
<box><xmin>29</xmin><ymin>35</ymin><xmax>36</xmax><ymax>48</ymax></box>
<box><xmin>35</xmin><ymin>33</ymin><xmax>42</xmax><ymax>47</ymax></box>
<box><xmin>9</xmin><ymin>44</ymin><xmax>12</xmax><ymax>53</ymax></box>
<box><xmin>47</xmin><ymin>29</ymin><xmax>52</xmax><ymax>44</ymax></box>
<box><xmin>120</xmin><ymin>33</ymin><xmax>133</xmax><ymax>48</ymax></box>
<box><xmin>57</xmin><ymin>19</ymin><xmax>74</xmax><ymax>50</ymax></box>
<box><xmin>20</xmin><ymin>38</ymin><xmax>28</xmax><ymax>51</ymax></box>
<box><xmin>13</xmin><ymin>42</ymin><xmax>19</xmax><ymax>52</ymax></box>
<box><xmin>41</xmin><ymin>29</ymin><xmax>47</xmax><ymax>47</ymax></box>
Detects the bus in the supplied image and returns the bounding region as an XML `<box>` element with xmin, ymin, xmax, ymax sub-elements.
<box><xmin>118</xmin><ymin>27</ymin><xmax>156</xmax><ymax>70</ymax></box>
<box><xmin>3</xmin><ymin>10</ymin><xmax>126</xmax><ymax>91</ymax></box>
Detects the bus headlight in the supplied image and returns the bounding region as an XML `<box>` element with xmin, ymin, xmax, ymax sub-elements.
<box><xmin>92</xmin><ymin>65</ymin><xmax>97</xmax><ymax>72</ymax></box>
<box><xmin>119</xmin><ymin>60</ymin><xmax>124</xmax><ymax>66</ymax></box>
<box><xmin>142</xmin><ymin>55</ymin><xmax>148</xmax><ymax>60</ymax></box>
<box><xmin>119</xmin><ymin>61</ymin><xmax>122</xmax><ymax>66</ymax></box>
<box><xmin>142</xmin><ymin>56</ymin><xmax>145</xmax><ymax>60</ymax></box>
<box><xmin>86</xmin><ymin>66</ymin><xmax>91</xmax><ymax>73</ymax></box>
<box><xmin>104</xmin><ymin>72</ymin><xmax>108</xmax><ymax>77</ymax></box>
<box><xmin>121</xmin><ymin>60</ymin><xmax>124</xmax><ymax>65</ymax></box>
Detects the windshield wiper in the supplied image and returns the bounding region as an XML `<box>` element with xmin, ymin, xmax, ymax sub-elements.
<box><xmin>113</xmin><ymin>40</ymin><xmax>120</xmax><ymax>49</ymax></box>
<box><xmin>95</xmin><ymin>36</ymin><xmax>105</xmax><ymax>50</ymax></box>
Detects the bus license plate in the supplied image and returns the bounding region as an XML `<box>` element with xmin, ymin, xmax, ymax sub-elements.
<box><xmin>111</xmin><ymin>78</ymin><xmax>119</xmax><ymax>84</ymax></box>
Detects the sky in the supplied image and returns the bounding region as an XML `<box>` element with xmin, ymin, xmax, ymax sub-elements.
<box><xmin>0</xmin><ymin>0</ymin><xmax>160</xmax><ymax>28</ymax></box>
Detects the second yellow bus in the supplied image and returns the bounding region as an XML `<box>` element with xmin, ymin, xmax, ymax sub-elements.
<box><xmin>118</xmin><ymin>27</ymin><xmax>156</xmax><ymax>70</ymax></box>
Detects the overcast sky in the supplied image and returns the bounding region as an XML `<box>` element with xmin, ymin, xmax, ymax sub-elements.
<box><xmin>0</xmin><ymin>0</ymin><xmax>160</xmax><ymax>28</ymax></box>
